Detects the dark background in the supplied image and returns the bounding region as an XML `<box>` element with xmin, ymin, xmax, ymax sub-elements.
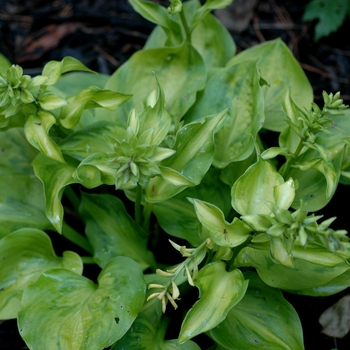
<box><xmin>0</xmin><ymin>0</ymin><xmax>350</xmax><ymax>349</ymax></box>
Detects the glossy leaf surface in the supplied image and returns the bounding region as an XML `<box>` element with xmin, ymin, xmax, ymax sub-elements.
<box><xmin>178</xmin><ymin>262</ymin><xmax>248</xmax><ymax>343</ymax></box>
<box><xmin>151</xmin><ymin>167</ymin><xmax>232</xmax><ymax>246</ymax></box>
<box><xmin>100</xmin><ymin>42</ymin><xmax>206</xmax><ymax>125</ymax></box>
<box><xmin>0</xmin><ymin>128</ymin><xmax>52</xmax><ymax>237</ymax></box>
<box><xmin>79</xmin><ymin>193</ymin><xmax>155</xmax><ymax>270</ymax></box>
<box><xmin>209</xmin><ymin>271</ymin><xmax>304</xmax><ymax>350</ymax></box>
<box><xmin>0</xmin><ymin>228</ymin><xmax>82</xmax><ymax>319</ymax></box>
<box><xmin>231</xmin><ymin>158</ymin><xmax>284</xmax><ymax>216</ymax></box>
<box><xmin>226</xmin><ymin>38</ymin><xmax>313</xmax><ymax>131</ymax></box>
<box><xmin>32</xmin><ymin>153</ymin><xmax>80</xmax><ymax>232</ymax></box>
<box><xmin>185</xmin><ymin>60</ymin><xmax>264</xmax><ymax>167</ymax></box>
<box><xmin>145</xmin><ymin>110</ymin><xmax>227</xmax><ymax>202</ymax></box>
<box><xmin>18</xmin><ymin>257</ymin><xmax>146</xmax><ymax>350</ymax></box>
<box><xmin>190</xmin><ymin>198</ymin><xmax>251</xmax><ymax>247</ymax></box>
<box><xmin>235</xmin><ymin>237</ymin><xmax>349</xmax><ymax>290</ymax></box>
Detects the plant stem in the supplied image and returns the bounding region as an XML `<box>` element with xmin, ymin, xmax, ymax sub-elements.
<box><xmin>61</xmin><ymin>221</ymin><xmax>93</xmax><ymax>255</ymax></box>
<box><xmin>81</xmin><ymin>257</ymin><xmax>96</xmax><ymax>264</ymax></box>
<box><xmin>142</xmin><ymin>201</ymin><xmax>153</xmax><ymax>231</ymax></box>
<box><xmin>135</xmin><ymin>184</ymin><xmax>143</xmax><ymax>225</ymax></box>
<box><xmin>180</xmin><ymin>9</ymin><xmax>191</xmax><ymax>43</ymax></box>
<box><xmin>279</xmin><ymin>139</ymin><xmax>305</xmax><ymax>178</ymax></box>
<box><xmin>64</xmin><ymin>185</ymin><xmax>80</xmax><ymax>213</ymax></box>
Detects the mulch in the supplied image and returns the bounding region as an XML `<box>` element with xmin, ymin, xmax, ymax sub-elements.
<box><xmin>0</xmin><ymin>0</ymin><xmax>350</xmax><ymax>349</ymax></box>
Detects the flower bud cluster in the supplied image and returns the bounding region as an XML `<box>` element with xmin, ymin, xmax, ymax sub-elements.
<box><xmin>242</xmin><ymin>201</ymin><xmax>349</xmax><ymax>267</ymax></box>
<box><xmin>105</xmin><ymin>109</ymin><xmax>175</xmax><ymax>190</ymax></box>
<box><xmin>0</xmin><ymin>65</ymin><xmax>47</xmax><ymax>121</ymax></box>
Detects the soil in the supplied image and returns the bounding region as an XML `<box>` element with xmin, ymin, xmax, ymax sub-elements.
<box><xmin>0</xmin><ymin>0</ymin><xmax>350</xmax><ymax>349</ymax></box>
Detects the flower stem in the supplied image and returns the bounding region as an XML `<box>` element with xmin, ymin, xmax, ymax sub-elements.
<box><xmin>81</xmin><ymin>256</ymin><xmax>96</xmax><ymax>264</ymax></box>
<box><xmin>142</xmin><ymin>201</ymin><xmax>153</xmax><ymax>231</ymax></box>
<box><xmin>64</xmin><ymin>185</ymin><xmax>80</xmax><ymax>213</ymax></box>
<box><xmin>61</xmin><ymin>221</ymin><xmax>93</xmax><ymax>255</ymax></box>
<box><xmin>180</xmin><ymin>9</ymin><xmax>191</xmax><ymax>43</ymax></box>
<box><xmin>135</xmin><ymin>184</ymin><xmax>143</xmax><ymax>225</ymax></box>
<box><xmin>279</xmin><ymin>139</ymin><xmax>305</xmax><ymax>178</ymax></box>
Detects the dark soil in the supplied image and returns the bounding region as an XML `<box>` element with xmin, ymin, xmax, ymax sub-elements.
<box><xmin>0</xmin><ymin>0</ymin><xmax>350</xmax><ymax>349</ymax></box>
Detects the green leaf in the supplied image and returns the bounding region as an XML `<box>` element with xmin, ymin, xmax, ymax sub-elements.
<box><xmin>100</xmin><ymin>42</ymin><xmax>206</xmax><ymax>125</ymax></box>
<box><xmin>0</xmin><ymin>128</ymin><xmax>52</xmax><ymax>238</ymax></box>
<box><xmin>185</xmin><ymin>60</ymin><xmax>265</xmax><ymax>167</ymax></box>
<box><xmin>0</xmin><ymin>228</ymin><xmax>83</xmax><ymax>319</ymax></box>
<box><xmin>150</xmin><ymin>167</ymin><xmax>232</xmax><ymax>246</ymax></box>
<box><xmin>190</xmin><ymin>0</ymin><xmax>233</xmax><ymax>31</ymax></box>
<box><xmin>42</xmin><ymin>56</ymin><xmax>95</xmax><ymax>85</ymax></box>
<box><xmin>113</xmin><ymin>313</ymin><xmax>201</xmax><ymax>350</ymax></box>
<box><xmin>226</xmin><ymin>38</ymin><xmax>313</xmax><ymax>132</ymax></box>
<box><xmin>145</xmin><ymin>9</ymin><xmax>236</xmax><ymax>69</ymax></box>
<box><xmin>59</xmin><ymin>86</ymin><xmax>132</xmax><ymax>129</ymax></box>
<box><xmin>179</xmin><ymin>262</ymin><xmax>248</xmax><ymax>343</ymax></box>
<box><xmin>53</xmin><ymin>71</ymin><xmax>110</xmax><ymax>97</ymax></box>
<box><xmin>139</xmin><ymin>75</ymin><xmax>172</xmax><ymax>145</ymax></box>
<box><xmin>24</xmin><ymin>110</ymin><xmax>65</xmax><ymax>163</ymax></box>
<box><xmin>209</xmin><ymin>271</ymin><xmax>304</xmax><ymax>350</ymax></box>
<box><xmin>189</xmin><ymin>198</ymin><xmax>251</xmax><ymax>247</ymax></box>
<box><xmin>32</xmin><ymin>154</ymin><xmax>80</xmax><ymax>233</ymax></box>
<box><xmin>231</xmin><ymin>158</ymin><xmax>284</xmax><ymax>216</ymax></box>
<box><xmin>292</xmin><ymin>269</ymin><xmax>350</xmax><ymax>296</ymax></box>
<box><xmin>39</xmin><ymin>93</ymin><xmax>68</xmax><ymax>110</ymax></box>
<box><xmin>235</xmin><ymin>236</ymin><xmax>349</xmax><ymax>290</ymax></box>
<box><xmin>18</xmin><ymin>256</ymin><xmax>146</xmax><ymax>350</ymax></box>
<box><xmin>60</xmin><ymin>121</ymin><xmax>125</xmax><ymax>161</ymax></box>
<box><xmin>79</xmin><ymin>192</ymin><xmax>155</xmax><ymax>270</ymax></box>
<box><xmin>303</xmin><ymin>0</ymin><xmax>348</xmax><ymax>40</ymax></box>
<box><xmin>145</xmin><ymin>110</ymin><xmax>227</xmax><ymax>202</ymax></box>
<box><xmin>288</xmin><ymin>147</ymin><xmax>343</xmax><ymax>212</ymax></box>
<box><xmin>129</xmin><ymin>0</ymin><xmax>183</xmax><ymax>45</ymax></box>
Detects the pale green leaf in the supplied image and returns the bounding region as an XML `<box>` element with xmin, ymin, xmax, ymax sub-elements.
<box><xmin>185</xmin><ymin>60</ymin><xmax>265</xmax><ymax>167</ymax></box>
<box><xmin>18</xmin><ymin>257</ymin><xmax>146</xmax><ymax>350</ymax></box>
<box><xmin>226</xmin><ymin>38</ymin><xmax>313</xmax><ymax>132</ymax></box>
<box><xmin>150</xmin><ymin>167</ymin><xmax>232</xmax><ymax>246</ymax></box>
<box><xmin>0</xmin><ymin>228</ymin><xmax>82</xmax><ymax>319</ymax></box>
<box><xmin>231</xmin><ymin>158</ymin><xmax>284</xmax><ymax>215</ymax></box>
<box><xmin>190</xmin><ymin>0</ymin><xmax>233</xmax><ymax>31</ymax></box>
<box><xmin>42</xmin><ymin>56</ymin><xmax>95</xmax><ymax>85</ymax></box>
<box><xmin>75</xmin><ymin>153</ymin><xmax>115</xmax><ymax>188</ymax></box>
<box><xmin>79</xmin><ymin>193</ymin><xmax>155</xmax><ymax>270</ymax></box>
<box><xmin>24</xmin><ymin>110</ymin><xmax>65</xmax><ymax>163</ymax></box>
<box><xmin>273</xmin><ymin>178</ymin><xmax>296</xmax><ymax>210</ymax></box>
<box><xmin>209</xmin><ymin>271</ymin><xmax>304</xmax><ymax>350</ymax></box>
<box><xmin>99</xmin><ymin>42</ymin><xmax>206</xmax><ymax>125</ymax></box>
<box><xmin>189</xmin><ymin>198</ymin><xmax>251</xmax><ymax>247</ymax></box>
<box><xmin>145</xmin><ymin>8</ymin><xmax>236</xmax><ymax>69</ymax></box>
<box><xmin>129</xmin><ymin>0</ymin><xmax>182</xmax><ymax>45</ymax></box>
<box><xmin>235</xmin><ymin>237</ymin><xmax>349</xmax><ymax>290</ymax></box>
<box><xmin>32</xmin><ymin>154</ymin><xmax>80</xmax><ymax>232</ymax></box>
<box><xmin>0</xmin><ymin>128</ymin><xmax>52</xmax><ymax>238</ymax></box>
<box><xmin>288</xmin><ymin>147</ymin><xmax>343</xmax><ymax>212</ymax></box>
<box><xmin>53</xmin><ymin>71</ymin><xmax>110</xmax><ymax>97</ymax></box>
<box><xmin>139</xmin><ymin>76</ymin><xmax>172</xmax><ymax>146</ymax></box>
<box><xmin>39</xmin><ymin>93</ymin><xmax>68</xmax><ymax>110</ymax></box>
<box><xmin>59</xmin><ymin>86</ymin><xmax>132</xmax><ymax>129</ymax></box>
<box><xmin>60</xmin><ymin>121</ymin><xmax>125</xmax><ymax>161</ymax></box>
<box><xmin>145</xmin><ymin>110</ymin><xmax>227</xmax><ymax>202</ymax></box>
<box><xmin>179</xmin><ymin>262</ymin><xmax>248</xmax><ymax>343</ymax></box>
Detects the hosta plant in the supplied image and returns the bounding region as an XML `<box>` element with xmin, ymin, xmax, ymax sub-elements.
<box><xmin>1</xmin><ymin>0</ymin><xmax>350</xmax><ymax>349</ymax></box>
